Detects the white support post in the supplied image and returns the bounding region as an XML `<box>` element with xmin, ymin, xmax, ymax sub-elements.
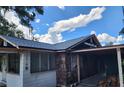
<box><xmin>20</xmin><ymin>51</ymin><xmax>30</xmax><ymax>87</ymax></box>
<box><xmin>117</xmin><ymin>48</ymin><xmax>123</xmax><ymax>87</ymax></box>
<box><xmin>2</xmin><ymin>54</ymin><xmax>8</xmax><ymax>84</ymax></box>
<box><xmin>77</xmin><ymin>54</ymin><xmax>80</xmax><ymax>83</ymax></box>
<box><xmin>20</xmin><ymin>52</ymin><xmax>25</xmax><ymax>87</ymax></box>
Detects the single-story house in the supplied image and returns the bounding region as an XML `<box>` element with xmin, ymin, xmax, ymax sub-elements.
<box><xmin>0</xmin><ymin>34</ymin><xmax>124</xmax><ymax>87</ymax></box>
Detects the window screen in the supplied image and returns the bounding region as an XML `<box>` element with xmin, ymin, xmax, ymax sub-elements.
<box><xmin>30</xmin><ymin>52</ymin><xmax>56</xmax><ymax>73</ymax></box>
<box><xmin>49</xmin><ymin>53</ymin><xmax>56</xmax><ymax>70</ymax></box>
<box><xmin>40</xmin><ymin>53</ymin><xmax>48</xmax><ymax>71</ymax></box>
<box><xmin>30</xmin><ymin>52</ymin><xmax>40</xmax><ymax>73</ymax></box>
<box><xmin>8</xmin><ymin>54</ymin><xmax>20</xmax><ymax>74</ymax></box>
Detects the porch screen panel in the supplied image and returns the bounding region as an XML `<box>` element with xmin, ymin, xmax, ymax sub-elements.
<box><xmin>8</xmin><ymin>54</ymin><xmax>20</xmax><ymax>74</ymax></box>
<box><xmin>70</xmin><ymin>54</ymin><xmax>78</xmax><ymax>83</ymax></box>
<box><xmin>30</xmin><ymin>52</ymin><xmax>40</xmax><ymax>73</ymax></box>
<box><xmin>40</xmin><ymin>53</ymin><xmax>48</xmax><ymax>71</ymax></box>
<box><xmin>71</xmin><ymin>54</ymin><xmax>77</xmax><ymax>71</ymax></box>
<box><xmin>30</xmin><ymin>52</ymin><xmax>55</xmax><ymax>73</ymax></box>
<box><xmin>49</xmin><ymin>53</ymin><xmax>56</xmax><ymax>70</ymax></box>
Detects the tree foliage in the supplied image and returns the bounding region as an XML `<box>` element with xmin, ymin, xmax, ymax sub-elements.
<box><xmin>119</xmin><ymin>27</ymin><xmax>124</xmax><ymax>35</ymax></box>
<box><xmin>0</xmin><ymin>6</ymin><xmax>43</xmax><ymax>38</ymax></box>
<box><xmin>0</xmin><ymin>15</ymin><xmax>24</xmax><ymax>38</ymax></box>
<box><xmin>119</xmin><ymin>7</ymin><xmax>124</xmax><ymax>35</ymax></box>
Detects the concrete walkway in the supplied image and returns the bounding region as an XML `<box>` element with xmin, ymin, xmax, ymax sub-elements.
<box><xmin>77</xmin><ymin>74</ymin><xmax>105</xmax><ymax>87</ymax></box>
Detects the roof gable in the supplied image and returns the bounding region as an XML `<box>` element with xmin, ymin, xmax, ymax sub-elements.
<box><xmin>54</xmin><ymin>34</ymin><xmax>101</xmax><ymax>50</ymax></box>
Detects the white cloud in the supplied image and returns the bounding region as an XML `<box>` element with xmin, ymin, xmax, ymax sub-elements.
<box><xmin>90</xmin><ymin>30</ymin><xmax>96</xmax><ymax>35</ymax></box>
<box><xmin>97</xmin><ymin>33</ymin><xmax>117</xmax><ymax>43</ymax></box>
<box><xmin>35</xmin><ymin>18</ymin><xmax>40</xmax><ymax>23</ymax></box>
<box><xmin>32</xmin><ymin>29</ymin><xmax>37</xmax><ymax>33</ymax></box>
<box><xmin>57</xmin><ymin>6</ymin><xmax>65</xmax><ymax>10</ymax></box>
<box><xmin>46</xmin><ymin>23</ymin><xmax>49</xmax><ymax>26</ymax></box>
<box><xmin>91</xmin><ymin>31</ymin><xmax>124</xmax><ymax>46</ymax></box>
<box><xmin>1</xmin><ymin>7</ymin><xmax>107</xmax><ymax>45</ymax></box>
<box><xmin>116</xmin><ymin>35</ymin><xmax>124</xmax><ymax>42</ymax></box>
<box><xmin>34</xmin><ymin>7</ymin><xmax>106</xmax><ymax>44</ymax></box>
<box><xmin>113</xmin><ymin>35</ymin><xmax>124</xmax><ymax>45</ymax></box>
<box><xmin>17</xmin><ymin>24</ymin><xmax>32</xmax><ymax>39</ymax></box>
<box><xmin>4</xmin><ymin>10</ymin><xmax>20</xmax><ymax>25</ymax></box>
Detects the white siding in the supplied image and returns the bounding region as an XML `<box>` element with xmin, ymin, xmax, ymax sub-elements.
<box><xmin>0</xmin><ymin>72</ymin><xmax>21</xmax><ymax>87</ymax></box>
<box><xmin>6</xmin><ymin>73</ymin><xmax>21</xmax><ymax>87</ymax></box>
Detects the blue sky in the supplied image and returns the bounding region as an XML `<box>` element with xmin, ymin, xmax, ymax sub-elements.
<box><xmin>31</xmin><ymin>6</ymin><xmax>124</xmax><ymax>45</ymax></box>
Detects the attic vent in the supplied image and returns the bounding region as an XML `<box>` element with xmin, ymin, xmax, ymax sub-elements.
<box><xmin>3</xmin><ymin>41</ymin><xmax>7</xmax><ymax>46</ymax></box>
<box><xmin>84</xmin><ymin>42</ymin><xmax>97</xmax><ymax>47</ymax></box>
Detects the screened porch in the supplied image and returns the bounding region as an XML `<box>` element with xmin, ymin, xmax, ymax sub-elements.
<box><xmin>67</xmin><ymin>47</ymin><xmax>124</xmax><ymax>87</ymax></box>
<box><xmin>77</xmin><ymin>49</ymin><xmax>119</xmax><ymax>86</ymax></box>
<box><xmin>0</xmin><ymin>53</ymin><xmax>20</xmax><ymax>87</ymax></box>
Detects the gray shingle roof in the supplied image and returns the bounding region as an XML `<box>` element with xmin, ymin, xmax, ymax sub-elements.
<box><xmin>53</xmin><ymin>35</ymin><xmax>91</xmax><ymax>50</ymax></box>
<box><xmin>0</xmin><ymin>34</ymin><xmax>94</xmax><ymax>50</ymax></box>
<box><xmin>0</xmin><ymin>35</ymin><xmax>55</xmax><ymax>50</ymax></box>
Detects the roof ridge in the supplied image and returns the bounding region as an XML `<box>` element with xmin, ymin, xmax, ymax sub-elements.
<box><xmin>53</xmin><ymin>35</ymin><xmax>90</xmax><ymax>45</ymax></box>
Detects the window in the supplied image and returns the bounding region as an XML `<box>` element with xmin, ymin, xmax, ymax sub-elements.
<box><xmin>8</xmin><ymin>54</ymin><xmax>20</xmax><ymax>74</ymax></box>
<box><xmin>30</xmin><ymin>52</ymin><xmax>56</xmax><ymax>73</ymax></box>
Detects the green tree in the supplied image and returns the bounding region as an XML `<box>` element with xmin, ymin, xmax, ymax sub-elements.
<box><xmin>0</xmin><ymin>6</ymin><xmax>43</xmax><ymax>38</ymax></box>
<box><xmin>119</xmin><ymin>6</ymin><xmax>124</xmax><ymax>35</ymax></box>
<box><xmin>119</xmin><ymin>27</ymin><xmax>124</xmax><ymax>35</ymax></box>
<box><xmin>0</xmin><ymin>15</ymin><xmax>23</xmax><ymax>38</ymax></box>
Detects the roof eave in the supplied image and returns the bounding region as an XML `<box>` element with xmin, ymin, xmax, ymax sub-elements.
<box><xmin>0</xmin><ymin>35</ymin><xmax>19</xmax><ymax>49</ymax></box>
